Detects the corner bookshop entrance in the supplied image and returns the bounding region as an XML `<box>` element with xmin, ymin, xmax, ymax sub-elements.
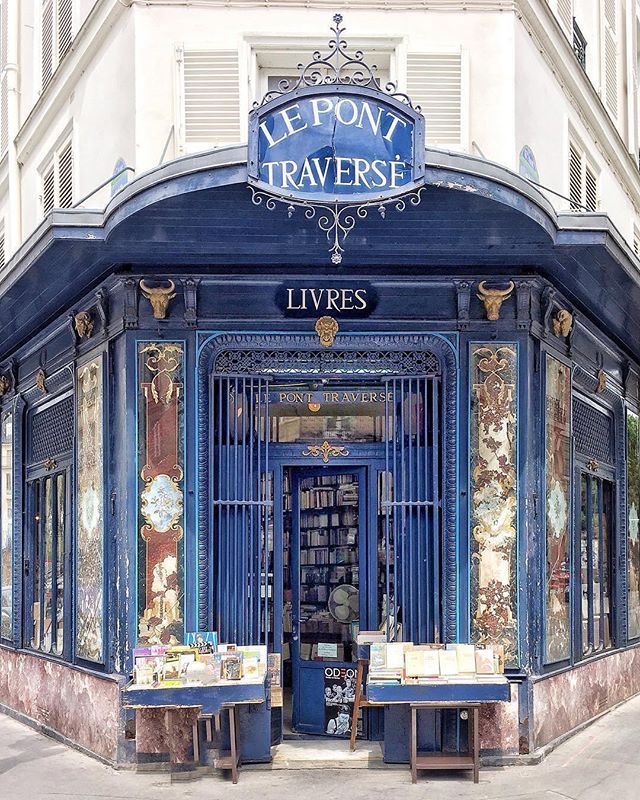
<box><xmin>210</xmin><ymin>343</ymin><xmax>445</xmax><ymax>740</ymax></box>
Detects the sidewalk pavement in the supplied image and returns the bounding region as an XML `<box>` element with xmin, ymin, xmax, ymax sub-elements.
<box><xmin>1</xmin><ymin>693</ymin><xmax>640</xmax><ymax>800</ymax></box>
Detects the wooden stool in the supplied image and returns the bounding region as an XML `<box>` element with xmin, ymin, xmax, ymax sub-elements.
<box><xmin>349</xmin><ymin>658</ymin><xmax>380</xmax><ymax>751</ymax></box>
<box><xmin>410</xmin><ymin>702</ymin><xmax>480</xmax><ymax>784</ymax></box>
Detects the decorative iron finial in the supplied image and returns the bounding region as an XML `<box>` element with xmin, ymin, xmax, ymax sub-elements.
<box><xmin>253</xmin><ymin>14</ymin><xmax>417</xmax><ymax>110</ymax></box>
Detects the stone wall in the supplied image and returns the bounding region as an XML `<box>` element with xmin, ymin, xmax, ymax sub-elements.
<box><xmin>532</xmin><ymin>645</ymin><xmax>640</xmax><ymax>750</ymax></box>
<box><xmin>0</xmin><ymin>646</ymin><xmax>124</xmax><ymax>762</ymax></box>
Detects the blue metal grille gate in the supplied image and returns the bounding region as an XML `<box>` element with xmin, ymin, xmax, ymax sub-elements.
<box><xmin>212</xmin><ymin>354</ymin><xmax>442</xmax><ymax>647</ymax></box>
<box><xmin>383</xmin><ymin>376</ymin><xmax>441</xmax><ymax>644</ymax></box>
<box><xmin>212</xmin><ymin>374</ymin><xmax>272</xmax><ymax>644</ymax></box>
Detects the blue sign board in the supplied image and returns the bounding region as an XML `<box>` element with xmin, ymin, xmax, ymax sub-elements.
<box><xmin>249</xmin><ymin>85</ymin><xmax>425</xmax><ymax>205</ymax></box>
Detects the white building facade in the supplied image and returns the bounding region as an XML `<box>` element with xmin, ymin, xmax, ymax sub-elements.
<box><xmin>0</xmin><ymin>0</ymin><xmax>640</xmax><ymax>265</ymax></box>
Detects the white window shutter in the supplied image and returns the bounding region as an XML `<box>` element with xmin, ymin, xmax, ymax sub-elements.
<box><xmin>556</xmin><ymin>0</ymin><xmax>573</xmax><ymax>34</ymax></box>
<box><xmin>602</xmin><ymin>0</ymin><xmax>618</xmax><ymax>118</ymax></box>
<box><xmin>633</xmin><ymin>225</ymin><xmax>640</xmax><ymax>257</ymax></box>
<box><xmin>584</xmin><ymin>164</ymin><xmax>597</xmax><ymax>211</ymax></box>
<box><xmin>41</xmin><ymin>1</ymin><xmax>54</xmax><ymax>89</ymax></box>
<box><xmin>406</xmin><ymin>52</ymin><xmax>462</xmax><ymax>146</ymax></box>
<box><xmin>183</xmin><ymin>49</ymin><xmax>240</xmax><ymax>149</ymax></box>
<box><xmin>58</xmin><ymin>140</ymin><xmax>73</xmax><ymax>208</ymax></box>
<box><xmin>0</xmin><ymin>231</ymin><xmax>5</xmax><ymax>271</ymax></box>
<box><xmin>0</xmin><ymin>0</ymin><xmax>7</xmax><ymax>154</ymax></box>
<box><xmin>568</xmin><ymin>142</ymin><xmax>582</xmax><ymax>210</ymax></box>
<box><xmin>57</xmin><ymin>0</ymin><xmax>73</xmax><ymax>62</ymax></box>
<box><xmin>42</xmin><ymin>163</ymin><xmax>55</xmax><ymax>214</ymax></box>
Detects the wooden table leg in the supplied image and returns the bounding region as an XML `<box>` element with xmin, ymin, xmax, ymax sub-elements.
<box><xmin>410</xmin><ymin>706</ymin><xmax>417</xmax><ymax>784</ymax></box>
<box><xmin>229</xmin><ymin>706</ymin><xmax>239</xmax><ymax>785</ymax></box>
<box><xmin>350</xmin><ymin>661</ymin><xmax>364</xmax><ymax>751</ymax></box>
<box><xmin>472</xmin><ymin>706</ymin><xmax>480</xmax><ymax>784</ymax></box>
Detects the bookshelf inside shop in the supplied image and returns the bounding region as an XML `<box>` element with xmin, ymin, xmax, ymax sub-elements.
<box><xmin>287</xmin><ymin>472</ymin><xmax>361</xmax><ymax>663</ymax></box>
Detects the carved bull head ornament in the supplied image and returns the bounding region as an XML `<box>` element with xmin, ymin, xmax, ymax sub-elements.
<box><xmin>477</xmin><ymin>281</ymin><xmax>515</xmax><ymax>321</ymax></box>
<box><xmin>140</xmin><ymin>279</ymin><xmax>176</xmax><ymax>320</ymax></box>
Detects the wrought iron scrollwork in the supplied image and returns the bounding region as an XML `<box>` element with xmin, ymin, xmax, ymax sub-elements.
<box><xmin>250</xmin><ymin>187</ymin><xmax>425</xmax><ymax>265</ymax></box>
<box><xmin>253</xmin><ymin>14</ymin><xmax>420</xmax><ymax>111</ymax></box>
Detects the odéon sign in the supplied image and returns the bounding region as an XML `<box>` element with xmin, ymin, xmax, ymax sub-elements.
<box><xmin>248</xmin><ymin>84</ymin><xmax>425</xmax><ymax>204</ymax></box>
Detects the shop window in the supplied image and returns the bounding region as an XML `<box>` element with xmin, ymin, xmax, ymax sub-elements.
<box><xmin>40</xmin><ymin>137</ymin><xmax>73</xmax><ymax>216</ymax></box>
<box><xmin>178</xmin><ymin>46</ymin><xmax>241</xmax><ymax>154</ymax></box>
<box><xmin>578</xmin><ymin>474</ymin><xmax>614</xmax><ymax>653</ymax></box>
<box><xmin>573</xmin><ymin>395</ymin><xmax>616</xmax><ymax>657</ymax></box>
<box><xmin>0</xmin><ymin>410</ymin><xmax>13</xmax><ymax>641</ymax></box>
<box><xmin>27</xmin><ymin>471</ymin><xmax>68</xmax><ymax>655</ymax></box>
<box><xmin>25</xmin><ymin>392</ymin><xmax>73</xmax><ymax>658</ymax></box>
<box><xmin>41</xmin><ymin>0</ymin><xmax>73</xmax><ymax>91</ymax></box>
<box><xmin>627</xmin><ymin>411</ymin><xmax>640</xmax><ymax>639</ymax></box>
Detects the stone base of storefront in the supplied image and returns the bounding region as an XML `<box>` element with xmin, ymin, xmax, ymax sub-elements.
<box><xmin>531</xmin><ymin>645</ymin><xmax>640</xmax><ymax>752</ymax></box>
<box><xmin>0</xmin><ymin>646</ymin><xmax>128</xmax><ymax>764</ymax></box>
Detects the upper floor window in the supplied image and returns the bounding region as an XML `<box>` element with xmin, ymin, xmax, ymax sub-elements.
<box><xmin>1</xmin><ymin>0</ymin><xmax>8</xmax><ymax>156</ymax></box>
<box><xmin>177</xmin><ymin>42</ymin><xmax>466</xmax><ymax>155</ymax></box>
<box><xmin>178</xmin><ymin>47</ymin><xmax>241</xmax><ymax>154</ymax></box>
<box><xmin>600</xmin><ymin>0</ymin><xmax>618</xmax><ymax>120</ymax></box>
<box><xmin>40</xmin><ymin>137</ymin><xmax>73</xmax><ymax>215</ymax></box>
<box><xmin>569</xmin><ymin>137</ymin><xmax>598</xmax><ymax>211</ymax></box>
<box><xmin>41</xmin><ymin>0</ymin><xmax>73</xmax><ymax>91</ymax></box>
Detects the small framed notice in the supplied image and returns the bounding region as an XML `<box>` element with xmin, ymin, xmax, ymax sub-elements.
<box><xmin>317</xmin><ymin>642</ymin><xmax>339</xmax><ymax>659</ymax></box>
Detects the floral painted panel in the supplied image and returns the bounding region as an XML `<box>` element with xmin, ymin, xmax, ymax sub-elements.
<box><xmin>0</xmin><ymin>410</ymin><xmax>13</xmax><ymax>641</ymax></box>
<box><xmin>470</xmin><ymin>344</ymin><xmax>518</xmax><ymax>666</ymax></box>
<box><xmin>76</xmin><ymin>358</ymin><xmax>105</xmax><ymax>662</ymax></box>
<box><xmin>138</xmin><ymin>343</ymin><xmax>184</xmax><ymax>646</ymax></box>
<box><xmin>627</xmin><ymin>411</ymin><xmax>640</xmax><ymax>640</ymax></box>
<box><xmin>544</xmin><ymin>356</ymin><xmax>572</xmax><ymax>663</ymax></box>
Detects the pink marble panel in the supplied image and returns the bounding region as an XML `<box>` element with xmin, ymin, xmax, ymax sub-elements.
<box><xmin>479</xmin><ymin>682</ymin><xmax>519</xmax><ymax>754</ymax></box>
<box><xmin>0</xmin><ymin>646</ymin><xmax>122</xmax><ymax>761</ymax></box>
<box><xmin>533</xmin><ymin>645</ymin><xmax>640</xmax><ymax>749</ymax></box>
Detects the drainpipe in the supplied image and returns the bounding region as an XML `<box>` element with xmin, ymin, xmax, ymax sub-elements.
<box><xmin>6</xmin><ymin>0</ymin><xmax>21</xmax><ymax>256</ymax></box>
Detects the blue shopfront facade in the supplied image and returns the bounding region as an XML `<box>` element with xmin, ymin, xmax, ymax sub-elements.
<box><xmin>2</xmin><ymin>96</ymin><xmax>640</xmax><ymax>762</ymax></box>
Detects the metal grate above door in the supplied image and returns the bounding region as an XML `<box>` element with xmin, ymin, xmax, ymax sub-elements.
<box><xmin>573</xmin><ymin>398</ymin><xmax>614</xmax><ymax>465</ymax></box>
<box><xmin>29</xmin><ymin>395</ymin><xmax>74</xmax><ymax>464</ymax></box>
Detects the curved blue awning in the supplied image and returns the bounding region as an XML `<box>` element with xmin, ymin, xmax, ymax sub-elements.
<box><xmin>0</xmin><ymin>145</ymin><xmax>638</xmax><ymax>361</ymax></box>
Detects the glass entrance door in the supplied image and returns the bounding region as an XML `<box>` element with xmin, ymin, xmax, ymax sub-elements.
<box><xmin>291</xmin><ymin>467</ymin><xmax>366</xmax><ymax>736</ymax></box>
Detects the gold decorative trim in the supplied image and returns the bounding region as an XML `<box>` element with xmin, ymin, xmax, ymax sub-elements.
<box><xmin>35</xmin><ymin>369</ymin><xmax>47</xmax><ymax>394</ymax></box>
<box><xmin>74</xmin><ymin>310</ymin><xmax>94</xmax><ymax>338</ymax></box>
<box><xmin>302</xmin><ymin>441</ymin><xmax>350</xmax><ymax>463</ymax></box>
<box><xmin>0</xmin><ymin>375</ymin><xmax>10</xmax><ymax>396</ymax></box>
<box><xmin>315</xmin><ymin>316</ymin><xmax>339</xmax><ymax>347</ymax></box>
<box><xmin>552</xmin><ymin>309</ymin><xmax>573</xmax><ymax>338</ymax></box>
<box><xmin>596</xmin><ymin>369</ymin><xmax>607</xmax><ymax>394</ymax></box>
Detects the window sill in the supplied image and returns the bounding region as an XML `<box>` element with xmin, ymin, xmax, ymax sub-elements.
<box><xmin>0</xmin><ymin>642</ymin><xmax>124</xmax><ymax>684</ymax></box>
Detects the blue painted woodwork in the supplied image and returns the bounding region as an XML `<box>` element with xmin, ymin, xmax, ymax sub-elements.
<box><xmin>122</xmin><ymin>679</ymin><xmax>267</xmax><ymax>715</ymax></box>
<box><xmin>1</xmin><ymin>142</ymin><xmax>640</xmax><ymax>763</ymax></box>
<box><xmin>367</xmin><ymin>681</ymin><xmax>511</xmax><ymax>704</ymax></box>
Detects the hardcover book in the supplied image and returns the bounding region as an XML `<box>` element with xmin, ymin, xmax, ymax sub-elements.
<box><xmin>475</xmin><ymin>648</ymin><xmax>496</xmax><ymax>674</ymax></box>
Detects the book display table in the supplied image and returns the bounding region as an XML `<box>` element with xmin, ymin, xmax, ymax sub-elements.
<box><xmin>123</xmin><ymin>677</ymin><xmax>268</xmax><ymax>783</ymax></box>
<box><xmin>366</xmin><ymin>679</ymin><xmax>510</xmax><ymax>780</ymax></box>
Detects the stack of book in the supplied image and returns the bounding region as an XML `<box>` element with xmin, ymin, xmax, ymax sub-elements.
<box><xmin>366</xmin><ymin>641</ymin><xmax>507</xmax><ymax>686</ymax></box>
